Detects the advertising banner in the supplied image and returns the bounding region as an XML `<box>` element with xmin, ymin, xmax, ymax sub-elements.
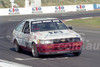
<box><xmin>32</xmin><ymin>7</ymin><xmax>42</xmax><ymax>13</ymax></box>
<box><xmin>55</xmin><ymin>6</ymin><xmax>65</xmax><ymax>13</ymax></box>
<box><xmin>76</xmin><ymin>5</ymin><xmax>86</xmax><ymax>11</ymax></box>
<box><xmin>9</xmin><ymin>8</ymin><xmax>20</xmax><ymax>14</ymax></box>
<box><xmin>93</xmin><ymin>4</ymin><xmax>100</xmax><ymax>10</ymax></box>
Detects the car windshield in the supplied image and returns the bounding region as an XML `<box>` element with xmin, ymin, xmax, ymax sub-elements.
<box><xmin>31</xmin><ymin>20</ymin><xmax>68</xmax><ymax>32</ymax></box>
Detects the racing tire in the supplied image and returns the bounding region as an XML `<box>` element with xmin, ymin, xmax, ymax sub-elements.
<box><xmin>14</xmin><ymin>41</ymin><xmax>21</xmax><ymax>52</ymax></box>
<box><xmin>31</xmin><ymin>44</ymin><xmax>39</xmax><ymax>58</ymax></box>
<box><xmin>73</xmin><ymin>51</ymin><xmax>81</xmax><ymax>56</ymax></box>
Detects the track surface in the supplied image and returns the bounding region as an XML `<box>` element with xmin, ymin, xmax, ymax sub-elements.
<box><xmin>0</xmin><ymin>11</ymin><xmax>100</xmax><ymax>67</ymax></box>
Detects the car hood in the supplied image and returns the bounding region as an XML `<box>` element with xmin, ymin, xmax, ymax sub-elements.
<box><xmin>33</xmin><ymin>30</ymin><xmax>81</xmax><ymax>40</ymax></box>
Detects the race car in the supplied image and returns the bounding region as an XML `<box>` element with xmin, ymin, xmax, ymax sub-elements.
<box><xmin>12</xmin><ymin>18</ymin><xmax>83</xmax><ymax>57</ymax></box>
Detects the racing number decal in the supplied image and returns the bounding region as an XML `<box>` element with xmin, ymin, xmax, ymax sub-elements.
<box><xmin>48</xmin><ymin>31</ymin><xmax>63</xmax><ymax>34</ymax></box>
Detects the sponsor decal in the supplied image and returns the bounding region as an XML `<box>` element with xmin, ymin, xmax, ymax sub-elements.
<box><xmin>48</xmin><ymin>31</ymin><xmax>63</xmax><ymax>34</ymax></box>
<box><xmin>55</xmin><ymin>6</ymin><xmax>65</xmax><ymax>13</ymax></box>
<box><xmin>36</xmin><ymin>32</ymin><xmax>42</xmax><ymax>36</ymax></box>
<box><xmin>37</xmin><ymin>40</ymin><xmax>40</xmax><ymax>44</ymax></box>
<box><xmin>47</xmin><ymin>46</ymin><xmax>53</xmax><ymax>49</ymax></box>
<box><xmin>74</xmin><ymin>43</ymin><xmax>80</xmax><ymax>46</ymax></box>
<box><xmin>76</xmin><ymin>5</ymin><xmax>86</xmax><ymax>11</ymax></box>
<box><xmin>9</xmin><ymin>8</ymin><xmax>20</xmax><ymax>14</ymax></box>
<box><xmin>32</xmin><ymin>20</ymin><xmax>60</xmax><ymax>24</ymax></box>
<box><xmin>32</xmin><ymin>7</ymin><xmax>42</xmax><ymax>13</ymax></box>
<box><xmin>45</xmin><ymin>31</ymin><xmax>69</xmax><ymax>38</ymax></box>
<box><xmin>93</xmin><ymin>4</ymin><xmax>100</xmax><ymax>10</ymax></box>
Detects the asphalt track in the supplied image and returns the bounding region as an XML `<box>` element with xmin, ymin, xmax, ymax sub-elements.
<box><xmin>0</xmin><ymin>11</ymin><xmax>100</xmax><ymax>67</ymax></box>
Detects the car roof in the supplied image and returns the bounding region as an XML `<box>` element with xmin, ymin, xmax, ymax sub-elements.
<box><xmin>24</xmin><ymin>18</ymin><xmax>59</xmax><ymax>21</ymax></box>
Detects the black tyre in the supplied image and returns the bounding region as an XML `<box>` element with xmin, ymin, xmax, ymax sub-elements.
<box><xmin>31</xmin><ymin>43</ymin><xmax>39</xmax><ymax>58</ymax></box>
<box><xmin>14</xmin><ymin>41</ymin><xmax>21</xmax><ymax>52</ymax></box>
<box><xmin>73</xmin><ymin>51</ymin><xmax>81</xmax><ymax>56</ymax></box>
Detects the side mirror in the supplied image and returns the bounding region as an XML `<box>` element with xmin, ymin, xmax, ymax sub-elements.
<box><xmin>68</xmin><ymin>26</ymin><xmax>73</xmax><ymax>30</ymax></box>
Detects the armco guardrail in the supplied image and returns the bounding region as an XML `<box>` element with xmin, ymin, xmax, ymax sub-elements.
<box><xmin>0</xmin><ymin>4</ymin><xmax>97</xmax><ymax>16</ymax></box>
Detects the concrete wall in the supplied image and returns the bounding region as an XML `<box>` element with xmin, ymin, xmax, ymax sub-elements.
<box><xmin>0</xmin><ymin>4</ymin><xmax>95</xmax><ymax>16</ymax></box>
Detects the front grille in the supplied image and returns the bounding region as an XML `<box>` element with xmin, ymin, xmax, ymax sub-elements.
<box><xmin>53</xmin><ymin>38</ymin><xmax>80</xmax><ymax>44</ymax></box>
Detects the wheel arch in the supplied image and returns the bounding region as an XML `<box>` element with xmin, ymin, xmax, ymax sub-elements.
<box><xmin>31</xmin><ymin>41</ymin><xmax>36</xmax><ymax>46</ymax></box>
<box><xmin>13</xmin><ymin>38</ymin><xmax>19</xmax><ymax>45</ymax></box>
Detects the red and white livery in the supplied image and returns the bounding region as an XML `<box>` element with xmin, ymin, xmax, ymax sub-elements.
<box><xmin>12</xmin><ymin>18</ymin><xmax>83</xmax><ymax>57</ymax></box>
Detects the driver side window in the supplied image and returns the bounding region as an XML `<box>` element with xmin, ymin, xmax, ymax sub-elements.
<box><xmin>22</xmin><ymin>21</ymin><xmax>30</xmax><ymax>34</ymax></box>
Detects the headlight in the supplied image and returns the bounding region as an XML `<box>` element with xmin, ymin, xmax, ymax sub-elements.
<box><xmin>80</xmin><ymin>37</ymin><xmax>83</xmax><ymax>41</ymax></box>
<box><xmin>39</xmin><ymin>40</ymin><xmax>53</xmax><ymax>44</ymax></box>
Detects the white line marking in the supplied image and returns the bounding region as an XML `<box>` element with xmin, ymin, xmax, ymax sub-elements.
<box><xmin>0</xmin><ymin>37</ymin><xmax>4</xmax><ymax>39</ymax></box>
<box><xmin>81</xmin><ymin>17</ymin><xmax>93</xmax><ymax>19</ymax></box>
<box><xmin>65</xmin><ymin>19</ymin><xmax>73</xmax><ymax>21</ymax></box>
<box><xmin>55</xmin><ymin>57</ymin><xmax>68</xmax><ymax>60</ymax></box>
<box><xmin>15</xmin><ymin>58</ymin><xmax>39</xmax><ymax>61</ymax></box>
<box><xmin>79</xmin><ymin>33</ymin><xmax>86</xmax><ymax>36</ymax></box>
<box><xmin>42</xmin><ymin>59</ymin><xmax>47</xmax><ymax>60</ymax></box>
<box><xmin>15</xmin><ymin>58</ymin><xmax>24</xmax><ymax>61</ymax></box>
<box><xmin>6</xmin><ymin>36</ymin><xmax>11</xmax><ymax>38</ymax></box>
<box><xmin>86</xmin><ymin>40</ymin><xmax>90</xmax><ymax>42</ymax></box>
<box><xmin>64</xmin><ymin>17</ymin><xmax>93</xmax><ymax>22</ymax></box>
<box><xmin>8</xmin><ymin>20</ymin><xmax>21</xmax><ymax>21</ymax></box>
<box><xmin>64</xmin><ymin>57</ymin><xmax>69</xmax><ymax>59</ymax></box>
<box><xmin>76</xmin><ymin>30</ymin><xmax>100</xmax><ymax>33</ymax></box>
<box><xmin>42</xmin><ymin>57</ymin><xmax>68</xmax><ymax>60</ymax></box>
<box><xmin>48</xmin><ymin>58</ymin><xmax>56</xmax><ymax>60</ymax></box>
<box><xmin>15</xmin><ymin>57</ymin><xmax>68</xmax><ymax>61</ymax></box>
<box><xmin>0</xmin><ymin>59</ymin><xmax>32</xmax><ymax>67</ymax></box>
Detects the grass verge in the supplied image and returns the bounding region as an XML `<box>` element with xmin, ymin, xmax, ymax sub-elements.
<box><xmin>65</xmin><ymin>17</ymin><xmax>100</xmax><ymax>29</ymax></box>
<box><xmin>42</xmin><ymin>0</ymin><xmax>100</xmax><ymax>6</ymax></box>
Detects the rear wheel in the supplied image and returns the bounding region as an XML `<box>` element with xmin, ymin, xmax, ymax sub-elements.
<box><xmin>32</xmin><ymin>43</ymin><xmax>39</xmax><ymax>58</ymax></box>
<box><xmin>73</xmin><ymin>51</ymin><xmax>81</xmax><ymax>56</ymax></box>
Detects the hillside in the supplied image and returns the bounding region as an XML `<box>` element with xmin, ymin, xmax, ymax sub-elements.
<box><xmin>0</xmin><ymin>0</ymin><xmax>25</xmax><ymax>8</ymax></box>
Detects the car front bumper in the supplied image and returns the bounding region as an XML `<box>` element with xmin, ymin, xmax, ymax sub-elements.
<box><xmin>37</xmin><ymin>42</ymin><xmax>83</xmax><ymax>55</ymax></box>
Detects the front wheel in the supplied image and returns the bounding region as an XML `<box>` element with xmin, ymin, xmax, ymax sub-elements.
<box><xmin>14</xmin><ymin>41</ymin><xmax>21</xmax><ymax>52</ymax></box>
<box><xmin>31</xmin><ymin>44</ymin><xmax>39</xmax><ymax>58</ymax></box>
<box><xmin>73</xmin><ymin>51</ymin><xmax>81</xmax><ymax>56</ymax></box>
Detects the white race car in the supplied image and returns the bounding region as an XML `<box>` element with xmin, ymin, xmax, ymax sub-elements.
<box><xmin>12</xmin><ymin>18</ymin><xmax>83</xmax><ymax>57</ymax></box>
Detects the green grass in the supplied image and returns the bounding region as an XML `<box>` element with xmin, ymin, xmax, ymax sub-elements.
<box><xmin>0</xmin><ymin>0</ymin><xmax>100</xmax><ymax>8</ymax></box>
<box><xmin>65</xmin><ymin>17</ymin><xmax>100</xmax><ymax>29</ymax></box>
<box><xmin>42</xmin><ymin>0</ymin><xmax>100</xmax><ymax>6</ymax></box>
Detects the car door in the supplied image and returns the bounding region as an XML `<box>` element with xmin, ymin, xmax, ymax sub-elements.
<box><xmin>22</xmin><ymin>21</ymin><xmax>31</xmax><ymax>49</ymax></box>
<box><xmin>14</xmin><ymin>21</ymin><xmax>25</xmax><ymax>46</ymax></box>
